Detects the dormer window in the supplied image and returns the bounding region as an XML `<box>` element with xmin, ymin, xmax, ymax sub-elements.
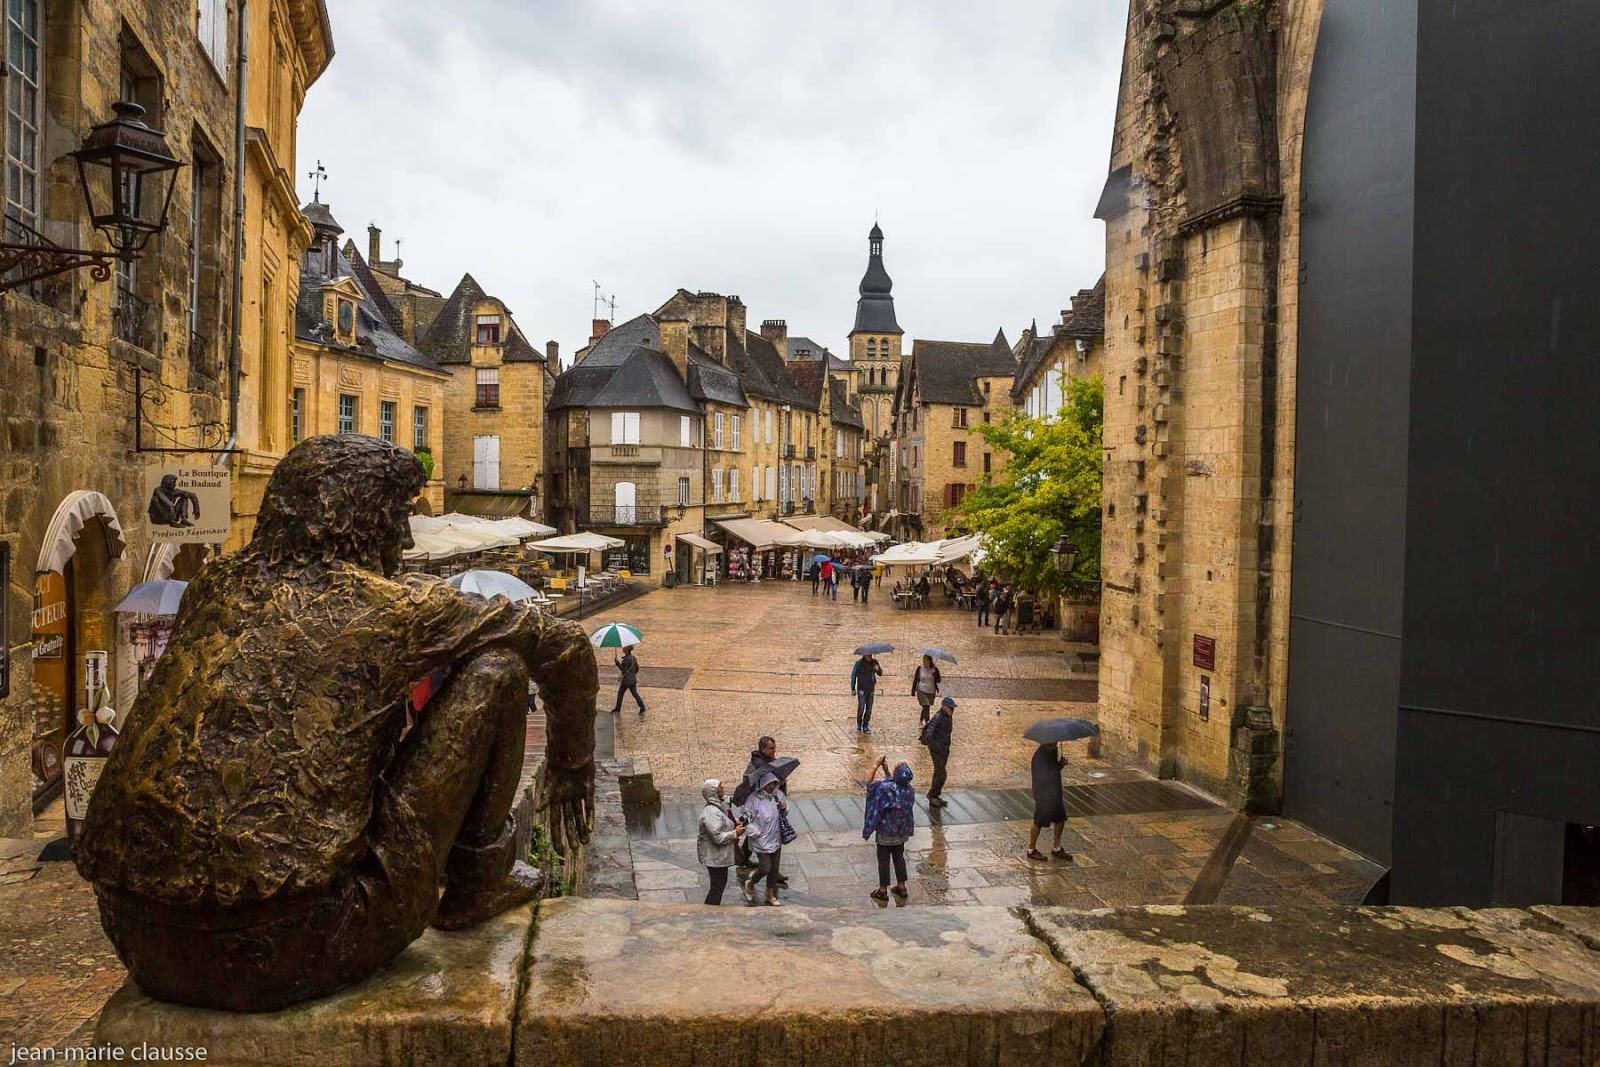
<box><xmin>475</xmin><ymin>314</ymin><xmax>501</xmax><ymax>344</ymax></box>
<box><xmin>337</xmin><ymin>299</ymin><xmax>354</xmax><ymax>338</ymax></box>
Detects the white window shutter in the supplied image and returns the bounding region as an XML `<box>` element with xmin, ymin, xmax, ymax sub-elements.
<box><xmin>612</xmin><ymin>412</ymin><xmax>625</xmax><ymax>443</ymax></box>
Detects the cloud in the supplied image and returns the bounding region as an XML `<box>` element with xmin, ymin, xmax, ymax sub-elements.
<box><xmin>298</xmin><ymin>0</ymin><xmax>1125</xmax><ymax>363</ymax></box>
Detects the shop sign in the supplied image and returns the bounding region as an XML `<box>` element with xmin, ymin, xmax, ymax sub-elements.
<box><xmin>145</xmin><ymin>464</ymin><xmax>231</xmax><ymax>544</ymax></box>
<box><xmin>1193</xmin><ymin>634</ymin><xmax>1216</xmax><ymax>671</ymax></box>
<box><xmin>32</xmin><ymin>633</ymin><xmax>64</xmax><ymax>660</ymax></box>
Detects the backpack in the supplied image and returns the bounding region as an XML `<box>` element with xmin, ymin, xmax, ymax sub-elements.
<box><xmin>918</xmin><ymin>716</ymin><xmax>937</xmax><ymax>747</ymax></box>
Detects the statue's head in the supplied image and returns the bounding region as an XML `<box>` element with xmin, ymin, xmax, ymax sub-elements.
<box><xmin>159</xmin><ymin>474</ymin><xmax>179</xmax><ymax>492</ymax></box>
<box><xmin>251</xmin><ymin>435</ymin><xmax>425</xmax><ymax>577</ymax></box>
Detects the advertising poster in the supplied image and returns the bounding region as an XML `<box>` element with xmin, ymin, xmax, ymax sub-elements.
<box><xmin>145</xmin><ymin>465</ymin><xmax>231</xmax><ymax>544</ymax></box>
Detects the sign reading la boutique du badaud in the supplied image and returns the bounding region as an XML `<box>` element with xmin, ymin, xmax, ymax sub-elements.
<box><xmin>145</xmin><ymin>464</ymin><xmax>230</xmax><ymax>544</ymax></box>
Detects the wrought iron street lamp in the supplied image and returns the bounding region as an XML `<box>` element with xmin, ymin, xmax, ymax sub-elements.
<box><xmin>72</xmin><ymin>101</ymin><xmax>184</xmax><ymax>258</ymax></box>
<box><xmin>0</xmin><ymin>101</ymin><xmax>183</xmax><ymax>292</ymax></box>
<box><xmin>1050</xmin><ymin>535</ymin><xmax>1079</xmax><ymax>576</ymax></box>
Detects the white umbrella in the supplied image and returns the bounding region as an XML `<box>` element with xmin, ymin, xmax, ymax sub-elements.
<box><xmin>446</xmin><ymin>570</ymin><xmax>540</xmax><ymax>601</ymax></box>
<box><xmin>113</xmin><ymin>580</ymin><xmax>187</xmax><ymax>616</ymax></box>
<box><xmin>527</xmin><ymin>532</ymin><xmax>626</xmax><ymax>552</ymax></box>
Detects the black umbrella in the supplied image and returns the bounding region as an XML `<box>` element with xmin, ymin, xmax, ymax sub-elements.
<box><xmin>854</xmin><ymin>641</ymin><xmax>894</xmax><ymax>655</ymax></box>
<box><xmin>768</xmin><ymin>756</ymin><xmax>801</xmax><ymax>781</ymax></box>
<box><xmin>1023</xmin><ymin>718</ymin><xmax>1100</xmax><ymax>744</ymax></box>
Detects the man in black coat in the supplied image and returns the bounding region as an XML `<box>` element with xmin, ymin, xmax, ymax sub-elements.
<box><xmin>611</xmin><ymin>645</ymin><xmax>645</xmax><ymax>715</ymax></box>
<box><xmin>922</xmin><ymin>698</ymin><xmax>955</xmax><ymax>807</ymax></box>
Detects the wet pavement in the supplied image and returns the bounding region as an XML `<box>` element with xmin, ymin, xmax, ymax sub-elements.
<box><xmin>594</xmin><ymin>580</ymin><xmax>1102</xmax><ymax>800</ymax></box>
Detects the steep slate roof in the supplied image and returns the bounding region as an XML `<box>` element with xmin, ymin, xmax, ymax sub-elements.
<box><xmin>1056</xmin><ymin>275</ymin><xmax>1106</xmax><ymax>340</ymax></box>
<box><xmin>344</xmin><ymin>247</ymin><xmax>405</xmax><ymax>334</ymax></box>
<box><xmin>787</xmin><ymin>359</ymin><xmax>826</xmax><ymax>408</ymax></box>
<box><xmin>547</xmin><ymin>344</ymin><xmax>698</xmax><ymax>414</ymax></box>
<box><xmin>852</xmin><ymin>225</ymin><xmax>902</xmax><ymax>335</ymax></box>
<box><xmin>419</xmin><ymin>274</ymin><xmax>545</xmax><ymax>365</ymax></box>
<box><xmin>294</xmin><ymin>251</ymin><xmax>443</xmax><ymax>375</ymax></box>
<box><xmin>908</xmin><ymin>332</ymin><xmax>1018</xmax><ymax>406</ymax></box>
<box><xmin>687</xmin><ymin>347</ymin><xmax>749</xmax><ymax>408</ymax></box>
<box><xmin>735</xmin><ymin>330</ymin><xmax>815</xmax><ymax>409</ymax></box>
<box><xmin>1012</xmin><ymin>331</ymin><xmax>1064</xmax><ymax>402</ymax></box>
<box><xmin>830</xmin><ymin>379</ymin><xmax>863</xmax><ymax>429</ymax></box>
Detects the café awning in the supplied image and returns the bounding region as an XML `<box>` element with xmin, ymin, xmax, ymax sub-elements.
<box><xmin>38</xmin><ymin>490</ymin><xmax>127</xmax><ymax>573</ymax></box>
<box><xmin>714</xmin><ymin>517</ymin><xmax>794</xmax><ymax>549</ymax></box>
<box><xmin>677</xmin><ymin>533</ymin><xmax>722</xmax><ymax>554</ymax></box>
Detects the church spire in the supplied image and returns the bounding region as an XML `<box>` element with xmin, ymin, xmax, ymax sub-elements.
<box><xmin>851</xmin><ymin>222</ymin><xmax>902</xmax><ymax>336</ymax></box>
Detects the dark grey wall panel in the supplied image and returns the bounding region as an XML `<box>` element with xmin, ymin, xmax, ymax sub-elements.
<box><xmin>1393</xmin><ymin>0</ymin><xmax>1600</xmax><ymax>903</ymax></box>
<box><xmin>1285</xmin><ymin>0</ymin><xmax>1417</xmax><ymax>863</ymax></box>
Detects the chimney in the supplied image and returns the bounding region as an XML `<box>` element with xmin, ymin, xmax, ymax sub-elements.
<box><xmin>545</xmin><ymin>340</ymin><xmax>560</xmax><ymax>366</ymax></box>
<box><xmin>727</xmin><ymin>296</ymin><xmax>747</xmax><ymax>343</ymax></box>
<box><xmin>658</xmin><ymin>318</ymin><xmax>690</xmax><ymax>381</ymax></box>
<box><xmin>590</xmin><ymin>318</ymin><xmax>611</xmax><ymax>345</ymax></box>
<box><xmin>760</xmin><ymin>318</ymin><xmax>788</xmax><ymax>356</ymax></box>
<box><xmin>368</xmin><ymin>224</ymin><xmax>381</xmax><ymax>264</ymax></box>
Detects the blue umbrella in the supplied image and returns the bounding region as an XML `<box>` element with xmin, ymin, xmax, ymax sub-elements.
<box><xmin>113</xmin><ymin>580</ymin><xmax>187</xmax><ymax>616</ymax></box>
<box><xmin>1023</xmin><ymin>718</ymin><xmax>1100</xmax><ymax>743</ymax></box>
<box><xmin>854</xmin><ymin>641</ymin><xmax>894</xmax><ymax>655</ymax></box>
<box><xmin>811</xmin><ymin>553</ymin><xmax>831</xmax><ymax>564</ymax></box>
<box><xmin>919</xmin><ymin>647</ymin><xmax>957</xmax><ymax>665</ymax></box>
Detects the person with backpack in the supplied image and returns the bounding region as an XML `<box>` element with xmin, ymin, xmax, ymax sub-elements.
<box><xmin>994</xmin><ymin>584</ymin><xmax>1014</xmax><ymax>635</ymax></box>
<box><xmin>918</xmin><ymin>697</ymin><xmax>956</xmax><ymax>807</ymax></box>
<box><xmin>862</xmin><ymin>757</ymin><xmax>916</xmax><ymax>902</ymax></box>
<box><xmin>809</xmin><ymin>559</ymin><xmax>822</xmax><ymax>595</ymax></box>
<box><xmin>851</xmin><ymin>653</ymin><xmax>883</xmax><ymax>733</ymax></box>
<box><xmin>911</xmin><ymin>654</ymin><xmax>942</xmax><ymax>725</ymax></box>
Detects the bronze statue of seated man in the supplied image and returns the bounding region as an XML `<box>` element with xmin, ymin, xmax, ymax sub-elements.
<box><xmin>75</xmin><ymin>435</ymin><xmax>597</xmax><ymax>1012</ymax></box>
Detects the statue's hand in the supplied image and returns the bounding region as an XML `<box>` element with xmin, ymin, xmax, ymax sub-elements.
<box><xmin>537</xmin><ymin>760</ymin><xmax>595</xmax><ymax>857</ymax></box>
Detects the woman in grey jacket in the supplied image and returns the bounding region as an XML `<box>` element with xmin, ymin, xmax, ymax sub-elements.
<box><xmin>697</xmin><ymin>779</ymin><xmax>744</xmax><ymax>905</ymax></box>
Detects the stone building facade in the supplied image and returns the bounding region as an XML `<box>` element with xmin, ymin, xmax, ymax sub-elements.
<box><xmin>1012</xmin><ymin>277</ymin><xmax>1105</xmax><ymax>418</ymax></box>
<box><xmin>0</xmin><ymin>0</ymin><xmax>329</xmax><ymax>833</ymax></box>
<box><xmin>1093</xmin><ymin>0</ymin><xmax>1323</xmax><ymax>811</ymax></box>
<box><xmin>891</xmin><ymin>334</ymin><xmax>1018</xmax><ymax>541</ymax></box>
<box><xmin>290</xmin><ymin>201</ymin><xmax>447</xmax><ymax>513</ymax></box>
<box><xmin>227</xmin><ymin>0</ymin><xmax>334</xmax><ymax>549</ymax></box>
<box><xmin>421</xmin><ymin>274</ymin><xmax>550</xmax><ymax>520</ymax></box>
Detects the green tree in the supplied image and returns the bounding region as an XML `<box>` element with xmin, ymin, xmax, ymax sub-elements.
<box><xmin>946</xmin><ymin>375</ymin><xmax>1102</xmax><ymax>596</ymax></box>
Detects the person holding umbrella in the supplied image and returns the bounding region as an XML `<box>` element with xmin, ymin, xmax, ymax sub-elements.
<box><xmin>851</xmin><ymin>646</ymin><xmax>887</xmax><ymax>732</ymax></box>
<box><xmin>1020</xmin><ymin>717</ymin><xmax>1098</xmax><ymax>860</ymax></box>
<box><xmin>911</xmin><ymin>653</ymin><xmax>942</xmax><ymax>725</ymax></box>
<box><xmin>592</xmin><ymin>623</ymin><xmax>646</xmax><ymax>716</ymax></box>
<box><xmin>741</xmin><ymin>771</ymin><xmax>786</xmax><ymax>906</ymax></box>
<box><xmin>1026</xmin><ymin>742</ymin><xmax>1071</xmax><ymax>861</ymax></box>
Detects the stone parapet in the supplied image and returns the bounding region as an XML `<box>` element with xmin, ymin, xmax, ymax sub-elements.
<box><xmin>93</xmin><ymin>901</ymin><xmax>1600</xmax><ymax>1066</ymax></box>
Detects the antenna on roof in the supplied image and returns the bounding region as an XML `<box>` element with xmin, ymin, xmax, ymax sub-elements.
<box><xmin>308</xmin><ymin>160</ymin><xmax>328</xmax><ymax>202</ymax></box>
<box><xmin>591</xmin><ymin>281</ymin><xmax>616</xmax><ymax>320</ymax></box>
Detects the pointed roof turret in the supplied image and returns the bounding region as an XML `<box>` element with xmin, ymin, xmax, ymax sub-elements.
<box><xmin>851</xmin><ymin>222</ymin><xmax>902</xmax><ymax>336</ymax></box>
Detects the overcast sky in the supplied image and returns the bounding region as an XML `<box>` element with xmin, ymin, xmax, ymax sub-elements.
<box><xmin>297</xmin><ymin>1</ymin><xmax>1126</xmax><ymax>368</ymax></box>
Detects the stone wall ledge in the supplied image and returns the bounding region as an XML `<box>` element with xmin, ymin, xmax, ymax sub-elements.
<box><xmin>93</xmin><ymin>900</ymin><xmax>1600</xmax><ymax>1066</ymax></box>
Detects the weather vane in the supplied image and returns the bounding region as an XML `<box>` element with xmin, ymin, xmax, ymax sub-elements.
<box><xmin>308</xmin><ymin>160</ymin><xmax>328</xmax><ymax>203</ymax></box>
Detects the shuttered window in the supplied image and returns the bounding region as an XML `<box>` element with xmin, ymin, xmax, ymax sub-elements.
<box><xmin>473</xmin><ymin>435</ymin><xmax>500</xmax><ymax>489</ymax></box>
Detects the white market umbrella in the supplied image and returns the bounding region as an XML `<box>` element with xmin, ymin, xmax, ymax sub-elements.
<box><xmin>527</xmin><ymin>532</ymin><xmax>626</xmax><ymax>552</ymax></box>
<box><xmin>446</xmin><ymin>570</ymin><xmax>540</xmax><ymax>602</ymax></box>
<box><xmin>113</xmin><ymin>579</ymin><xmax>187</xmax><ymax>616</ymax></box>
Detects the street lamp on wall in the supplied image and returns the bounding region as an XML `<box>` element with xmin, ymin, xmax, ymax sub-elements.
<box><xmin>458</xmin><ymin>474</ymin><xmax>468</xmax><ymax>490</ymax></box>
<box><xmin>0</xmin><ymin>101</ymin><xmax>184</xmax><ymax>291</ymax></box>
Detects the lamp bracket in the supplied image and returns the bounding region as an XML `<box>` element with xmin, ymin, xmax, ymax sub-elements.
<box><xmin>0</xmin><ymin>218</ymin><xmax>119</xmax><ymax>292</ymax></box>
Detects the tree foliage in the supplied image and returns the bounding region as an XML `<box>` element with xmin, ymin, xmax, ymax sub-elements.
<box><xmin>947</xmin><ymin>375</ymin><xmax>1102</xmax><ymax>596</ymax></box>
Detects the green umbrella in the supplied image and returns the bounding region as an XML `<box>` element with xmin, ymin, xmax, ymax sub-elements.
<box><xmin>589</xmin><ymin>622</ymin><xmax>643</xmax><ymax>648</ymax></box>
